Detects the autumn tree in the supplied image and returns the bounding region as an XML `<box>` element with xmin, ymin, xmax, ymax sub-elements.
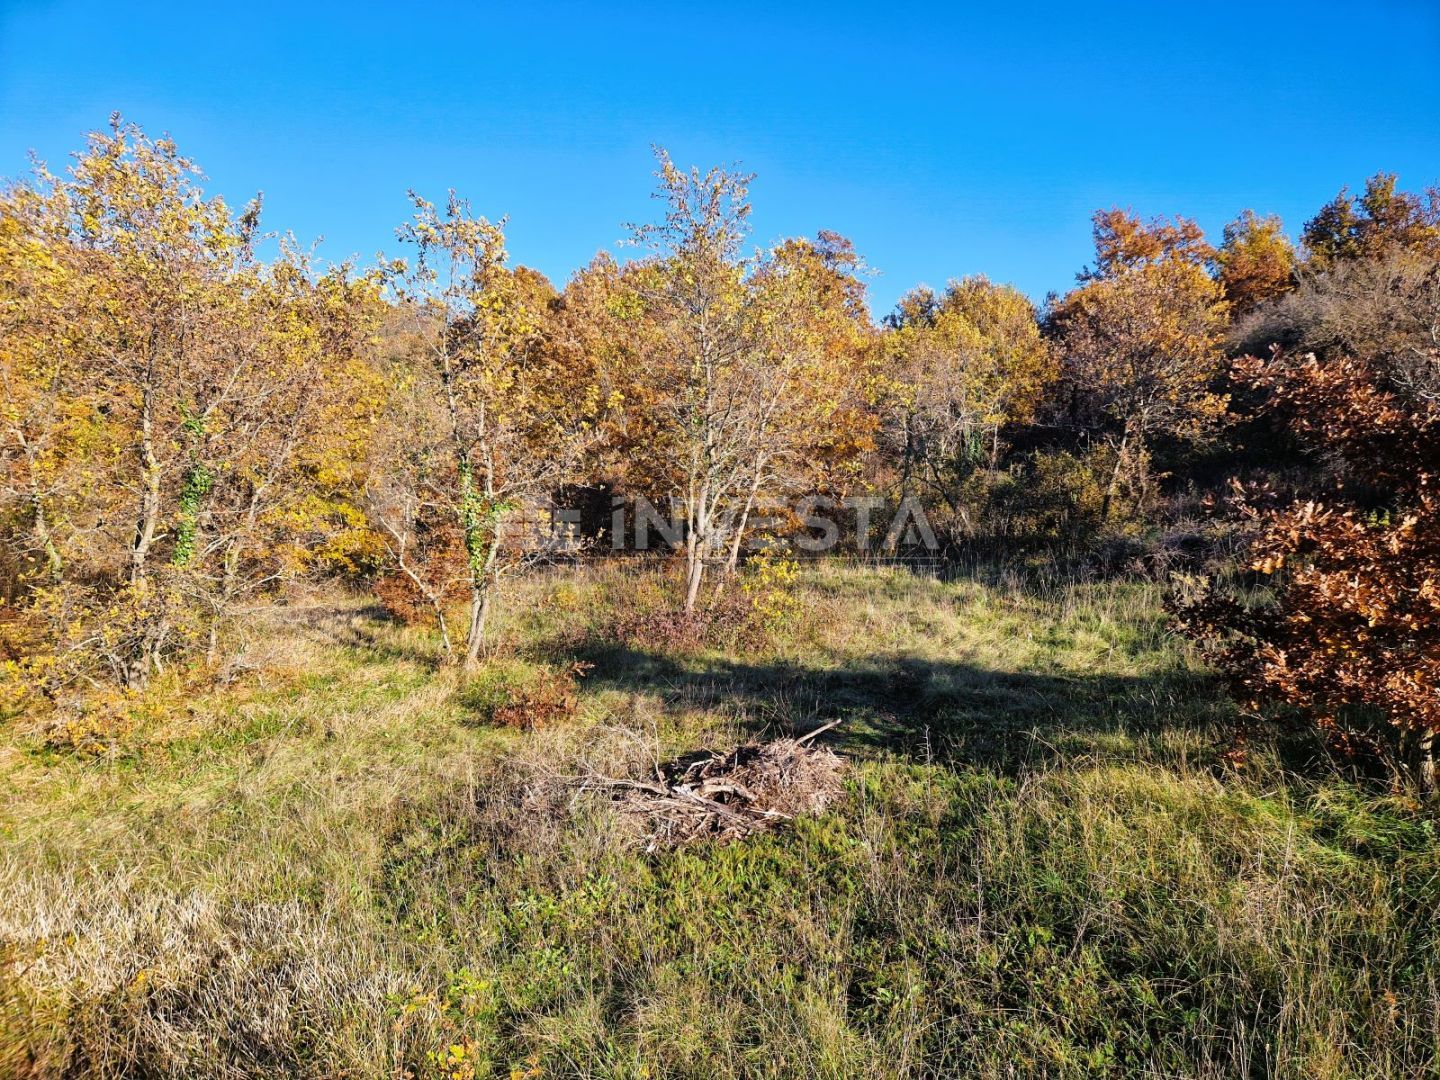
<box><xmin>0</xmin><ymin>119</ymin><xmax>382</xmax><ymax>694</ymax></box>
<box><xmin>1082</xmin><ymin>208</ymin><xmax>1212</xmax><ymax>281</ymax></box>
<box><xmin>1234</xmin><ymin>176</ymin><xmax>1440</xmax><ymax>378</ymax></box>
<box><xmin>539</xmin><ymin>253</ymin><xmax>654</xmax><ymax>500</ymax></box>
<box><xmin>881</xmin><ymin>277</ymin><xmax>1053</xmax><ymax>534</ymax></box>
<box><xmin>1214</xmin><ymin>210</ymin><xmax>1296</xmax><ymax>314</ymax></box>
<box><xmin>1052</xmin><ymin>210</ymin><xmax>1230</xmax><ymax>518</ymax></box>
<box><xmin>1301</xmin><ymin>173</ymin><xmax>1440</xmax><ymax>271</ymax></box>
<box><xmin>623</xmin><ymin>152</ymin><xmax>758</xmax><ymax>609</ymax></box>
<box><xmin>1177</xmin><ymin>348</ymin><xmax>1440</xmax><ymax>787</ymax></box>
<box><xmin>1188</xmin><ymin>176</ymin><xmax>1440</xmax><ymax>771</ymax></box>
<box><xmin>173</xmin><ymin>243</ymin><xmax>387</xmax><ymax>658</ymax></box>
<box><xmin>726</xmin><ymin>230</ymin><xmax>876</xmax><ymax>566</ymax></box>
<box><xmin>0</xmin><ymin>154</ymin><xmax>78</xmax><ymax>595</ymax></box>
<box><xmin>623</xmin><ymin>151</ymin><xmax>872</xmax><ymax>608</ymax></box>
<box><xmin>383</xmin><ymin>192</ymin><xmax>588</xmax><ymax>663</ymax></box>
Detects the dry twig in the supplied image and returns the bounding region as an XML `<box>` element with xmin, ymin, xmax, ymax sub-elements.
<box><xmin>584</xmin><ymin>725</ymin><xmax>846</xmax><ymax>850</ymax></box>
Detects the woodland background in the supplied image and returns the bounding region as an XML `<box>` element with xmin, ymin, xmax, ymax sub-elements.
<box><xmin>2</xmin><ymin>120</ymin><xmax>1439</xmax><ymax>1077</ymax></box>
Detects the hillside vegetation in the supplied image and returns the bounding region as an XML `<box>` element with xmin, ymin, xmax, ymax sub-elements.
<box><xmin>4</xmin><ymin>119</ymin><xmax>1440</xmax><ymax>1078</ymax></box>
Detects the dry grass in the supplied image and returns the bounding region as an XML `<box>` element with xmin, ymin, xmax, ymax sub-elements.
<box><xmin>2</xmin><ymin>562</ymin><xmax>1438</xmax><ymax>1078</ymax></box>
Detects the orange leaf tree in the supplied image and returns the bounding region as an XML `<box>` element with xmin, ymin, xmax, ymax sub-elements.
<box><xmin>1051</xmin><ymin>210</ymin><xmax>1231</xmax><ymax>521</ymax></box>
<box><xmin>1177</xmin><ymin>350</ymin><xmax>1440</xmax><ymax>785</ymax></box>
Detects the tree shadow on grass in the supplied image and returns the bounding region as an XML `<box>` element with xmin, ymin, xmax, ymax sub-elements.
<box><xmin>271</xmin><ymin>601</ymin><xmax>451</xmax><ymax>670</ymax></box>
<box><xmin>564</xmin><ymin>638</ymin><xmax>1232</xmax><ymax>774</ymax></box>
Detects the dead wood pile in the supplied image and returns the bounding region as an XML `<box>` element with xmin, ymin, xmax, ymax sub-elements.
<box><xmin>588</xmin><ymin>721</ymin><xmax>845</xmax><ymax>850</ymax></box>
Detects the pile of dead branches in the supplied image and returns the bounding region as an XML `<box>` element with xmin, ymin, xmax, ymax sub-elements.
<box><xmin>587</xmin><ymin>722</ymin><xmax>846</xmax><ymax>850</ymax></box>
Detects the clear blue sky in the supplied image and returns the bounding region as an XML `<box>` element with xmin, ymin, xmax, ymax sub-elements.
<box><xmin>2</xmin><ymin>0</ymin><xmax>1437</xmax><ymax>315</ymax></box>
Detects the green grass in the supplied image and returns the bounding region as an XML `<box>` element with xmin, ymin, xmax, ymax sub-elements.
<box><xmin>2</xmin><ymin>563</ymin><xmax>1437</xmax><ymax>1078</ymax></box>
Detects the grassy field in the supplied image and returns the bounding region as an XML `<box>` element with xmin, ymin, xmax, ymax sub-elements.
<box><xmin>3</xmin><ymin>562</ymin><xmax>1438</xmax><ymax>1078</ymax></box>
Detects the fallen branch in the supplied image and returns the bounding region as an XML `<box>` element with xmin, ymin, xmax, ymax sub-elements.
<box><xmin>584</xmin><ymin>726</ymin><xmax>846</xmax><ymax>849</ymax></box>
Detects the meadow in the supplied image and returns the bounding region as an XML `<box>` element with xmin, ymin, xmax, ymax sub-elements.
<box><xmin>4</xmin><ymin>560</ymin><xmax>1436</xmax><ymax>1079</ymax></box>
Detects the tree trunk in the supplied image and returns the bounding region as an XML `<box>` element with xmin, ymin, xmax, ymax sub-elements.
<box><xmin>722</xmin><ymin>472</ymin><xmax>763</xmax><ymax>578</ymax></box>
<box><xmin>683</xmin><ymin>483</ymin><xmax>710</xmax><ymax>614</ymax></box>
<box><xmin>463</xmin><ymin>529</ymin><xmax>503</xmax><ymax>668</ymax></box>
<box><xmin>432</xmin><ymin>602</ymin><xmax>453</xmax><ymax>656</ymax></box>
<box><xmin>463</xmin><ymin>584</ymin><xmax>491</xmax><ymax>668</ymax></box>
<box><xmin>121</xmin><ymin>370</ymin><xmax>165</xmax><ymax>689</ymax></box>
<box><xmin>1420</xmin><ymin>728</ymin><xmax>1436</xmax><ymax>796</ymax></box>
<box><xmin>684</xmin><ymin>548</ymin><xmax>705</xmax><ymax>613</ymax></box>
<box><xmin>32</xmin><ymin>494</ymin><xmax>61</xmax><ymax>582</ymax></box>
<box><xmin>1101</xmin><ymin>428</ymin><xmax>1131</xmax><ymax>522</ymax></box>
<box><xmin>724</xmin><ymin>498</ymin><xmax>755</xmax><ymax>575</ymax></box>
<box><xmin>131</xmin><ymin>373</ymin><xmax>163</xmax><ymax>585</ymax></box>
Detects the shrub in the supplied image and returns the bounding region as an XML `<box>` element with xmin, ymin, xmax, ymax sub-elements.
<box><xmin>980</xmin><ymin>447</ymin><xmax>1151</xmax><ymax>551</ymax></box>
<box><xmin>1176</xmin><ymin>352</ymin><xmax>1440</xmax><ymax>785</ymax></box>
<box><xmin>458</xmin><ymin>660</ymin><xmax>589</xmax><ymax>730</ymax></box>
<box><xmin>739</xmin><ymin>550</ymin><xmax>802</xmax><ymax>640</ymax></box>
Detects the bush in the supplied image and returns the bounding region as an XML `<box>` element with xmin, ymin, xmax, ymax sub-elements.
<box><xmin>979</xmin><ymin>447</ymin><xmax>1148</xmax><ymax>550</ymax></box>
<box><xmin>1176</xmin><ymin>352</ymin><xmax>1440</xmax><ymax>784</ymax></box>
<box><xmin>458</xmin><ymin>660</ymin><xmax>588</xmax><ymax>730</ymax></box>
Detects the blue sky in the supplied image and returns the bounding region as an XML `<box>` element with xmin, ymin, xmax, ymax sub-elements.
<box><xmin>2</xmin><ymin>0</ymin><xmax>1437</xmax><ymax>315</ymax></box>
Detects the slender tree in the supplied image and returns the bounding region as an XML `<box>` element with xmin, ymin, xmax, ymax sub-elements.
<box><xmin>388</xmin><ymin>192</ymin><xmax>586</xmax><ymax>663</ymax></box>
<box><xmin>626</xmin><ymin>152</ymin><xmax>872</xmax><ymax>607</ymax></box>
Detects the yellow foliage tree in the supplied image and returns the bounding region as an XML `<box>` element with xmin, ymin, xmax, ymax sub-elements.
<box><xmin>0</xmin><ymin>117</ymin><xmax>382</xmax><ymax>693</ymax></box>
<box><xmin>1215</xmin><ymin>210</ymin><xmax>1296</xmax><ymax>314</ymax></box>
<box><xmin>1053</xmin><ymin>210</ymin><xmax>1230</xmax><ymax>519</ymax></box>
<box><xmin>384</xmin><ymin>192</ymin><xmax>592</xmax><ymax>663</ymax></box>
<box><xmin>881</xmin><ymin>277</ymin><xmax>1053</xmax><ymax>534</ymax></box>
<box><xmin>622</xmin><ymin>151</ymin><xmax>874</xmax><ymax>607</ymax></box>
